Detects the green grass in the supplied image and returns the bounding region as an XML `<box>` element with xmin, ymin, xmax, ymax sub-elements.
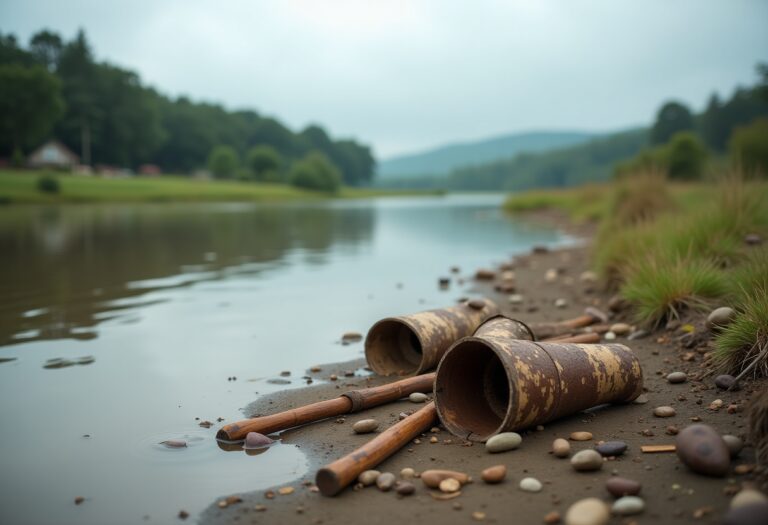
<box><xmin>0</xmin><ymin>169</ymin><xmax>443</xmax><ymax>204</ymax></box>
<box><xmin>713</xmin><ymin>286</ymin><xmax>768</xmax><ymax>377</ymax></box>
<box><xmin>504</xmin><ymin>184</ymin><xmax>611</xmax><ymax>223</ymax></box>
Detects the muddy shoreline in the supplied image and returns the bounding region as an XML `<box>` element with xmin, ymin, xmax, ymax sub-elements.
<box><xmin>201</xmin><ymin>241</ymin><xmax>763</xmax><ymax>525</ymax></box>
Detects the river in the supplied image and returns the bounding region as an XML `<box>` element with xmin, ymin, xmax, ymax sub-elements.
<box><xmin>0</xmin><ymin>194</ymin><xmax>574</xmax><ymax>524</ymax></box>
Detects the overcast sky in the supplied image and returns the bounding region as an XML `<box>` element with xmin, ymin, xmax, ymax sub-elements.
<box><xmin>2</xmin><ymin>0</ymin><xmax>767</xmax><ymax>158</ymax></box>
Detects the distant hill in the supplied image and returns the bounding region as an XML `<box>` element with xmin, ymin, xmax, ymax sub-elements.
<box><xmin>378</xmin><ymin>131</ymin><xmax>599</xmax><ymax>178</ymax></box>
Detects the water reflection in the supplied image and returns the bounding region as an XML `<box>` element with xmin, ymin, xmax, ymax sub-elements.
<box><xmin>0</xmin><ymin>203</ymin><xmax>375</xmax><ymax>347</ymax></box>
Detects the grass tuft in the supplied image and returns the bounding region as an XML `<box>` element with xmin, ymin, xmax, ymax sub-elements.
<box><xmin>713</xmin><ymin>285</ymin><xmax>768</xmax><ymax>377</ymax></box>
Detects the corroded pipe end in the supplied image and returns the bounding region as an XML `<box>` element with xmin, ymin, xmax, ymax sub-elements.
<box><xmin>316</xmin><ymin>468</ymin><xmax>343</xmax><ymax>496</ymax></box>
<box><xmin>364</xmin><ymin>318</ymin><xmax>424</xmax><ymax>376</ymax></box>
<box><xmin>434</xmin><ymin>338</ymin><xmax>509</xmax><ymax>441</ymax></box>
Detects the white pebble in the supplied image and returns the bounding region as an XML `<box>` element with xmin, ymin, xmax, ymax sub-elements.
<box><xmin>409</xmin><ymin>392</ymin><xmax>428</xmax><ymax>403</ymax></box>
<box><xmin>519</xmin><ymin>477</ymin><xmax>542</xmax><ymax>492</ymax></box>
<box><xmin>612</xmin><ymin>496</ymin><xmax>645</xmax><ymax>516</ymax></box>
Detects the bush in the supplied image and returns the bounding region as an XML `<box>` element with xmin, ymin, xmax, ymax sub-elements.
<box><xmin>36</xmin><ymin>174</ymin><xmax>60</xmax><ymax>194</ymax></box>
<box><xmin>289</xmin><ymin>151</ymin><xmax>342</xmax><ymax>193</ymax></box>
<box><xmin>246</xmin><ymin>145</ymin><xmax>282</xmax><ymax>182</ymax></box>
<box><xmin>664</xmin><ymin>132</ymin><xmax>707</xmax><ymax>180</ymax></box>
<box><xmin>729</xmin><ymin>117</ymin><xmax>768</xmax><ymax>176</ymax></box>
<box><xmin>207</xmin><ymin>145</ymin><xmax>239</xmax><ymax>179</ymax></box>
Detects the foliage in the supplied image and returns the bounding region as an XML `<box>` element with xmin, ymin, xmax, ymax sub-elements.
<box><xmin>729</xmin><ymin>118</ymin><xmax>768</xmax><ymax>175</ymax></box>
<box><xmin>665</xmin><ymin>132</ymin><xmax>707</xmax><ymax>180</ymax></box>
<box><xmin>650</xmin><ymin>101</ymin><xmax>694</xmax><ymax>145</ymax></box>
<box><xmin>0</xmin><ymin>63</ymin><xmax>64</xmax><ymax>153</ymax></box>
<box><xmin>289</xmin><ymin>151</ymin><xmax>342</xmax><ymax>193</ymax></box>
<box><xmin>207</xmin><ymin>145</ymin><xmax>239</xmax><ymax>179</ymax></box>
<box><xmin>713</xmin><ymin>285</ymin><xmax>768</xmax><ymax>377</ymax></box>
<box><xmin>36</xmin><ymin>174</ymin><xmax>60</xmax><ymax>194</ymax></box>
<box><xmin>246</xmin><ymin>145</ymin><xmax>282</xmax><ymax>182</ymax></box>
<box><xmin>0</xmin><ymin>29</ymin><xmax>375</xmax><ymax>183</ymax></box>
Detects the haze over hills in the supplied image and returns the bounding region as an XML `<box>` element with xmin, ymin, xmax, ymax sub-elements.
<box><xmin>377</xmin><ymin>131</ymin><xmax>599</xmax><ymax>178</ymax></box>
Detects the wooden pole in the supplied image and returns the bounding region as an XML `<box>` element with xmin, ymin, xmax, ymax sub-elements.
<box><xmin>316</xmin><ymin>402</ymin><xmax>438</xmax><ymax>496</ymax></box>
<box><xmin>545</xmin><ymin>332</ymin><xmax>601</xmax><ymax>344</ymax></box>
<box><xmin>216</xmin><ymin>373</ymin><xmax>435</xmax><ymax>441</ymax></box>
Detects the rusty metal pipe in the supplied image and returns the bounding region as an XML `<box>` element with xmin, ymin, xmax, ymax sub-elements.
<box><xmin>435</xmin><ymin>334</ymin><xmax>643</xmax><ymax>441</ymax></box>
<box><xmin>364</xmin><ymin>298</ymin><xmax>504</xmax><ymax>376</ymax></box>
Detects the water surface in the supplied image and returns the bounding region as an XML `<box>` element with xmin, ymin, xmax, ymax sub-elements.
<box><xmin>0</xmin><ymin>194</ymin><xmax>573</xmax><ymax>524</ymax></box>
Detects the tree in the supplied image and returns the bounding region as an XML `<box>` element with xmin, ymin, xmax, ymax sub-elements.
<box><xmin>664</xmin><ymin>132</ymin><xmax>707</xmax><ymax>180</ymax></box>
<box><xmin>289</xmin><ymin>151</ymin><xmax>342</xmax><ymax>192</ymax></box>
<box><xmin>650</xmin><ymin>101</ymin><xmax>694</xmax><ymax>145</ymax></box>
<box><xmin>246</xmin><ymin>145</ymin><xmax>282</xmax><ymax>182</ymax></box>
<box><xmin>29</xmin><ymin>30</ymin><xmax>63</xmax><ymax>71</ymax></box>
<box><xmin>729</xmin><ymin>118</ymin><xmax>768</xmax><ymax>176</ymax></box>
<box><xmin>0</xmin><ymin>64</ymin><xmax>64</xmax><ymax>155</ymax></box>
<box><xmin>208</xmin><ymin>145</ymin><xmax>239</xmax><ymax>178</ymax></box>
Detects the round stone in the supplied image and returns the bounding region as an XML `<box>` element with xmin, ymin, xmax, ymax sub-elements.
<box><xmin>715</xmin><ymin>374</ymin><xmax>740</xmax><ymax>391</ymax></box>
<box><xmin>243</xmin><ymin>432</ymin><xmax>274</xmax><ymax>449</ymax></box>
<box><xmin>481</xmin><ymin>465</ymin><xmax>506</xmax><ymax>484</ymax></box>
<box><xmin>358</xmin><ymin>470</ymin><xmax>380</xmax><ymax>486</ymax></box>
<box><xmin>555</xmin><ymin>298</ymin><xmax>568</xmax><ymax>308</ymax></box>
<box><xmin>666</xmin><ymin>372</ymin><xmax>687</xmax><ymax>384</ymax></box>
<box><xmin>376</xmin><ymin>472</ymin><xmax>396</xmax><ymax>491</ymax></box>
<box><xmin>604</xmin><ymin>331</ymin><xmax>617</xmax><ymax>340</ymax></box>
<box><xmin>653</xmin><ymin>406</ymin><xmax>676</xmax><ymax>418</ymax></box>
<box><xmin>595</xmin><ymin>441</ymin><xmax>627</xmax><ymax>457</ymax></box>
<box><xmin>675</xmin><ymin>423</ymin><xmax>731</xmax><ymax>477</ymax></box>
<box><xmin>724</xmin><ymin>502</ymin><xmax>768</xmax><ymax>525</ymax></box>
<box><xmin>571</xmin><ymin>449</ymin><xmax>604</xmax><ymax>472</ymax></box>
<box><xmin>352</xmin><ymin>419</ymin><xmax>379</xmax><ymax>434</ymax></box>
<box><xmin>467</xmin><ymin>299</ymin><xmax>488</xmax><ymax>310</ymax></box>
<box><xmin>707</xmin><ymin>307</ymin><xmax>736</xmax><ymax>330</ymax></box>
<box><xmin>570</xmin><ymin>431</ymin><xmax>593</xmax><ymax>441</ymax></box>
<box><xmin>395</xmin><ymin>481</ymin><xmax>415</xmax><ymax>496</ymax></box>
<box><xmin>400</xmin><ymin>467</ymin><xmax>416</xmax><ymax>479</ymax></box>
<box><xmin>408</xmin><ymin>392</ymin><xmax>428</xmax><ymax>403</ymax></box>
<box><xmin>633</xmin><ymin>394</ymin><xmax>649</xmax><ymax>404</ymax></box>
<box><xmin>610</xmin><ymin>323</ymin><xmax>632</xmax><ymax>335</ymax></box>
<box><xmin>486</xmin><ymin>432</ymin><xmax>522</xmax><ymax>453</ymax></box>
<box><xmin>605</xmin><ymin>477</ymin><xmax>641</xmax><ymax>497</ymax></box>
<box><xmin>564</xmin><ymin>498</ymin><xmax>610</xmax><ymax>525</ymax></box>
<box><xmin>731</xmin><ymin>489</ymin><xmax>768</xmax><ymax>509</ymax></box>
<box><xmin>552</xmin><ymin>438</ymin><xmax>571</xmax><ymax>458</ymax></box>
<box><xmin>612</xmin><ymin>496</ymin><xmax>645</xmax><ymax>516</ymax></box>
<box><xmin>439</xmin><ymin>478</ymin><xmax>460</xmax><ymax>493</ymax></box>
<box><xmin>722</xmin><ymin>435</ymin><xmax>744</xmax><ymax>458</ymax></box>
<box><xmin>508</xmin><ymin>294</ymin><xmax>524</xmax><ymax>304</ymax></box>
<box><xmin>520</xmin><ymin>477</ymin><xmax>543</xmax><ymax>492</ymax></box>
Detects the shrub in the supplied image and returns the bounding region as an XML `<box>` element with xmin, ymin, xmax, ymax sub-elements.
<box><xmin>664</xmin><ymin>132</ymin><xmax>707</xmax><ymax>180</ymax></box>
<box><xmin>729</xmin><ymin>117</ymin><xmax>768</xmax><ymax>176</ymax></box>
<box><xmin>36</xmin><ymin>174</ymin><xmax>60</xmax><ymax>194</ymax></box>
<box><xmin>207</xmin><ymin>145</ymin><xmax>239</xmax><ymax>179</ymax></box>
<box><xmin>246</xmin><ymin>145</ymin><xmax>282</xmax><ymax>182</ymax></box>
<box><xmin>289</xmin><ymin>151</ymin><xmax>342</xmax><ymax>193</ymax></box>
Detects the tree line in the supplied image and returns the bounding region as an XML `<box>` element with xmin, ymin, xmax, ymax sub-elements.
<box><xmin>0</xmin><ymin>29</ymin><xmax>375</xmax><ymax>189</ymax></box>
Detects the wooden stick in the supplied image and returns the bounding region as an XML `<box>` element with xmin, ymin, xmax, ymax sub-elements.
<box><xmin>545</xmin><ymin>332</ymin><xmax>601</xmax><ymax>344</ymax></box>
<box><xmin>530</xmin><ymin>314</ymin><xmax>597</xmax><ymax>339</ymax></box>
<box><xmin>641</xmin><ymin>444</ymin><xmax>676</xmax><ymax>453</ymax></box>
<box><xmin>216</xmin><ymin>373</ymin><xmax>435</xmax><ymax>441</ymax></box>
<box><xmin>216</xmin><ymin>332</ymin><xmax>601</xmax><ymax>441</ymax></box>
<box><xmin>316</xmin><ymin>402</ymin><xmax>438</xmax><ymax>496</ymax></box>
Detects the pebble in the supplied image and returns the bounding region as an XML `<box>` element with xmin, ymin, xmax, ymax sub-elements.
<box><xmin>570</xmin><ymin>431</ymin><xmax>593</xmax><ymax>441</ymax></box>
<box><xmin>584</xmin><ymin>306</ymin><xmax>609</xmax><ymax>323</ymax></box>
<box><xmin>605</xmin><ymin>477</ymin><xmax>641</xmax><ymax>497</ymax></box>
<box><xmin>633</xmin><ymin>394</ymin><xmax>649</xmax><ymax>404</ymax></box>
<box><xmin>160</xmin><ymin>439</ymin><xmax>187</xmax><ymax>448</ymax></box>
<box><xmin>475</xmin><ymin>269</ymin><xmax>495</xmax><ymax>280</ymax></box>
<box><xmin>519</xmin><ymin>477</ymin><xmax>543</xmax><ymax>492</ymax></box>
<box><xmin>731</xmin><ymin>489</ymin><xmax>768</xmax><ymax>508</ymax></box>
<box><xmin>564</xmin><ymin>498</ymin><xmax>610</xmax><ymax>525</ymax></box>
<box><xmin>653</xmin><ymin>406</ymin><xmax>676</xmax><ymax>418</ymax></box>
<box><xmin>571</xmin><ymin>449</ymin><xmax>604</xmax><ymax>472</ymax></box>
<box><xmin>611</xmin><ymin>496</ymin><xmax>645</xmax><ymax>516</ymax></box>
<box><xmin>352</xmin><ymin>419</ymin><xmax>379</xmax><ymax>434</ymax></box>
<box><xmin>243</xmin><ymin>432</ymin><xmax>274</xmax><ymax>449</ymax></box>
<box><xmin>675</xmin><ymin>423</ymin><xmax>731</xmax><ymax>477</ymax></box>
<box><xmin>409</xmin><ymin>392</ymin><xmax>428</xmax><ymax>403</ymax></box>
<box><xmin>481</xmin><ymin>465</ymin><xmax>506</xmax><ymax>484</ymax></box>
<box><xmin>508</xmin><ymin>294</ymin><xmax>524</xmax><ymax>304</ymax></box>
<box><xmin>472</xmin><ymin>511</ymin><xmax>486</xmax><ymax>521</ymax></box>
<box><xmin>745</xmin><ymin>233</ymin><xmax>763</xmax><ymax>245</ymax></box>
<box><xmin>467</xmin><ymin>299</ymin><xmax>488</xmax><ymax>310</ymax></box>
<box><xmin>544</xmin><ymin>511</ymin><xmax>562</xmax><ymax>524</ymax></box>
<box><xmin>595</xmin><ymin>441</ymin><xmax>627</xmax><ymax>457</ymax></box>
<box><xmin>707</xmin><ymin>307</ymin><xmax>736</xmax><ymax>330</ymax></box>
<box><xmin>376</xmin><ymin>472</ymin><xmax>396</xmax><ymax>491</ymax></box>
<box><xmin>603</xmin><ymin>331</ymin><xmax>616</xmax><ymax>340</ymax></box>
<box><xmin>555</xmin><ymin>298</ymin><xmax>568</xmax><ymax>309</ymax></box>
<box><xmin>545</xmin><ymin>269</ymin><xmax>558</xmax><ymax>282</ymax></box>
<box><xmin>400</xmin><ymin>467</ymin><xmax>416</xmax><ymax>479</ymax></box>
<box><xmin>396</xmin><ymin>481</ymin><xmax>415</xmax><ymax>496</ymax></box>
<box><xmin>628</xmin><ymin>329</ymin><xmax>649</xmax><ymax>340</ymax></box>
<box><xmin>715</xmin><ymin>374</ymin><xmax>740</xmax><ymax>391</ymax></box>
<box><xmin>439</xmin><ymin>478</ymin><xmax>461</xmax><ymax>493</ymax></box>
<box><xmin>723</xmin><ymin>502</ymin><xmax>768</xmax><ymax>525</ymax></box>
<box><xmin>420</xmin><ymin>469</ymin><xmax>470</xmax><ymax>488</ymax></box>
<box><xmin>486</xmin><ymin>432</ymin><xmax>522</xmax><ymax>453</ymax></box>
<box><xmin>580</xmin><ymin>271</ymin><xmax>598</xmax><ymax>283</ymax></box>
<box><xmin>358</xmin><ymin>470</ymin><xmax>381</xmax><ymax>486</ymax></box>
<box><xmin>609</xmin><ymin>323</ymin><xmax>631</xmax><ymax>335</ymax></box>
<box><xmin>552</xmin><ymin>438</ymin><xmax>571</xmax><ymax>458</ymax></box>
<box><xmin>722</xmin><ymin>435</ymin><xmax>744</xmax><ymax>458</ymax></box>
<box><xmin>341</xmin><ymin>332</ymin><xmax>363</xmax><ymax>343</ymax></box>
<box><xmin>667</xmin><ymin>371</ymin><xmax>687</xmax><ymax>384</ymax></box>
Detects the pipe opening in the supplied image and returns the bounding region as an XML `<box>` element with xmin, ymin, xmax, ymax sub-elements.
<box><xmin>435</xmin><ymin>341</ymin><xmax>510</xmax><ymax>441</ymax></box>
<box><xmin>364</xmin><ymin>320</ymin><xmax>423</xmax><ymax>376</ymax></box>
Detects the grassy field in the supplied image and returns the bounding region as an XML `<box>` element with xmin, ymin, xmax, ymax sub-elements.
<box><xmin>0</xmin><ymin>170</ymin><xmax>442</xmax><ymax>204</ymax></box>
<box><xmin>505</xmin><ymin>172</ymin><xmax>768</xmax><ymax>378</ymax></box>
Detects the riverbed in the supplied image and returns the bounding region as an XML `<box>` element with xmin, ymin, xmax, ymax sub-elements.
<box><xmin>0</xmin><ymin>194</ymin><xmax>574</xmax><ymax>524</ymax></box>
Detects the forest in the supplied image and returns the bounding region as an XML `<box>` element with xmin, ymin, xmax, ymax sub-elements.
<box><xmin>0</xmin><ymin>29</ymin><xmax>375</xmax><ymax>187</ymax></box>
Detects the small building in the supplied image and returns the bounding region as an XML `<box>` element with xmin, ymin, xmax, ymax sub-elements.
<box><xmin>27</xmin><ymin>140</ymin><xmax>79</xmax><ymax>170</ymax></box>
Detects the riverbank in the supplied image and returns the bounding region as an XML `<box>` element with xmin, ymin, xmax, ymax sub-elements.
<box><xmin>0</xmin><ymin>170</ymin><xmax>443</xmax><ymax>204</ymax></box>
<box><xmin>200</xmin><ymin>239</ymin><xmax>765</xmax><ymax>525</ymax></box>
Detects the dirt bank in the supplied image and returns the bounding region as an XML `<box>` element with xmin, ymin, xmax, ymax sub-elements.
<box><xmin>200</xmin><ymin>242</ymin><xmax>763</xmax><ymax>525</ymax></box>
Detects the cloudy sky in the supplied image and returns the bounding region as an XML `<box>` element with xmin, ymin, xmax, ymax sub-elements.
<box><xmin>2</xmin><ymin>0</ymin><xmax>767</xmax><ymax>158</ymax></box>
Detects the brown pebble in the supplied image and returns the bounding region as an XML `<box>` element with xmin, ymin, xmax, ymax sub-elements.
<box><xmin>472</xmin><ymin>511</ymin><xmax>486</xmax><ymax>521</ymax></box>
<box><xmin>396</xmin><ymin>481</ymin><xmax>415</xmax><ymax>496</ymax></box>
<box><xmin>734</xmin><ymin>464</ymin><xmax>755</xmax><ymax>475</ymax></box>
<box><xmin>675</xmin><ymin>424</ymin><xmax>730</xmax><ymax>477</ymax></box>
<box><xmin>278</xmin><ymin>487</ymin><xmax>294</xmax><ymax>495</ymax></box>
<box><xmin>552</xmin><ymin>438</ymin><xmax>571</xmax><ymax>458</ymax></box>
<box><xmin>570</xmin><ymin>431</ymin><xmax>593</xmax><ymax>441</ymax></box>
<box><xmin>421</xmin><ymin>469</ymin><xmax>470</xmax><ymax>488</ymax></box>
<box><xmin>543</xmin><ymin>510</ymin><xmax>561</xmax><ymax>524</ymax></box>
<box><xmin>481</xmin><ymin>465</ymin><xmax>507</xmax><ymax>484</ymax></box>
<box><xmin>467</xmin><ymin>299</ymin><xmax>487</xmax><ymax>310</ymax></box>
<box><xmin>74</xmin><ymin>496</ymin><xmax>85</xmax><ymax>505</ymax></box>
<box><xmin>666</xmin><ymin>425</ymin><xmax>679</xmax><ymax>435</ymax></box>
<box><xmin>605</xmin><ymin>477</ymin><xmax>641</xmax><ymax>497</ymax></box>
<box><xmin>654</xmin><ymin>406</ymin><xmax>676</xmax><ymax>418</ymax></box>
<box><xmin>178</xmin><ymin>510</ymin><xmax>189</xmax><ymax>520</ymax></box>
